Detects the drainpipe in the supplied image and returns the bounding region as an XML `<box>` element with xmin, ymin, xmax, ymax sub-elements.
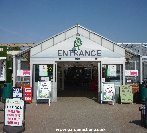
<box><xmin>13</xmin><ymin>55</ymin><xmax>16</xmax><ymax>87</ymax></box>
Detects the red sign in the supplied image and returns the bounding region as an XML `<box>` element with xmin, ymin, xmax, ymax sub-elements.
<box><xmin>130</xmin><ymin>70</ymin><xmax>138</xmax><ymax>76</ymax></box>
<box><xmin>23</xmin><ymin>87</ymin><xmax>32</xmax><ymax>103</ymax></box>
<box><xmin>125</xmin><ymin>70</ymin><xmax>138</xmax><ymax>76</ymax></box>
<box><xmin>23</xmin><ymin>70</ymin><xmax>30</xmax><ymax>76</ymax></box>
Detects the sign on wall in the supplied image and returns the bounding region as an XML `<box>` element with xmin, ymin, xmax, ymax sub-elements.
<box><xmin>125</xmin><ymin>70</ymin><xmax>138</xmax><ymax>76</ymax></box>
<box><xmin>39</xmin><ymin>65</ymin><xmax>48</xmax><ymax>76</ymax></box>
<box><xmin>13</xmin><ymin>87</ymin><xmax>23</xmax><ymax>98</ymax></box>
<box><xmin>5</xmin><ymin>98</ymin><xmax>24</xmax><ymax>126</ymax></box>
<box><xmin>107</xmin><ymin>65</ymin><xmax>117</xmax><ymax>77</ymax></box>
<box><xmin>24</xmin><ymin>87</ymin><xmax>32</xmax><ymax>103</ymax></box>
<box><xmin>37</xmin><ymin>81</ymin><xmax>51</xmax><ymax>99</ymax></box>
<box><xmin>17</xmin><ymin>70</ymin><xmax>31</xmax><ymax>76</ymax></box>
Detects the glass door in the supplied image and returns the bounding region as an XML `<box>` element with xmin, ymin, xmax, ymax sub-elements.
<box><xmin>34</xmin><ymin>63</ymin><xmax>57</xmax><ymax>102</ymax></box>
<box><xmin>101</xmin><ymin>64</ymin><xmax>123</xmax><ymax>102</ymax></box>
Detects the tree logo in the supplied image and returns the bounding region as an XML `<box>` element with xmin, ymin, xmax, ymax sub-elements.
<box><xmin>74</xmin><ymin>37</ymin><xmax>82</xmax><ymax>50</ymax></box>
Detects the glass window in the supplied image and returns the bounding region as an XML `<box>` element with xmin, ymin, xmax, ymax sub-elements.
<box><xmin>35</xmin><ymin>64</ymin><xmax>53</xmax><ymax>82</ymax></box>
<box><xmin>102</xmin><ymin>64</ymin><xmax>122</xmax><ymax>83</ymax></box>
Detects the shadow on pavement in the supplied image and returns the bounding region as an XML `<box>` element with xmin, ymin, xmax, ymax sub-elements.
<box><xmin>129</xmin><ymin>120</ymin><xmax>141</xmax><ymax>126</ymax></box>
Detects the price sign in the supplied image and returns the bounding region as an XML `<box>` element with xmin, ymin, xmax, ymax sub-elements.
<box><xmin>5</xmin><ymin>99</ymin><xmax>24</xmax><ymax>126</ymax></box>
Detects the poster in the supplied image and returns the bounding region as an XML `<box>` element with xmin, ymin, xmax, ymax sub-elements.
<box><xmin>107</xmin><ymin>65</ymin><xmax>116</xmax><ymax>76</ymax></box>
<box><xmin>39</xmin><ymin>65</ymin><xmax>48</xmax><ymax>76</ymax></box>
<box><xmin>102</xmin><ymin>83</ymin><xmax>115</xmax><ymax>101</ymax></box>
<box><xmin>24</xmin><ymin>87</ymin><xmax>32</xmax><ymax>103</ymax></box>
<box><xmin>37</xmin><ymin>81</ymin><xmax>51</xmax><ymax>99</ymax></box>
<box><xmin>5</xmin><ymin>98</ymin><xmax>24</xmax><ymax>126</ymax></box>
<box><xmin>13</xmin><ymin>87</ymin><xmax>23</xmax><ymax>98</ymax></box>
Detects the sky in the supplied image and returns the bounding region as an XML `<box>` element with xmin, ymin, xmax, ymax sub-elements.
<box><xmin>0</xmin><ymin>0</ymin><xmax>147</xmax><ymax>43</ymax></box>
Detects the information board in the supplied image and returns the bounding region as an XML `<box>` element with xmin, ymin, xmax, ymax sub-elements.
<box><xmin>101</xmin><ymin>82</ymin><xmax>115</xmax><ymax>104</ymax></box>
<box><xmin>13</xmin><ymin>87</ymin><xmax>23</xmax><ymax>98</ymax></box>
<box><xmin>24</xmin><ymin>87</ymin><xmax>32</xmax><ymax>103</ymax></box>
<box><xmin>37</xmin><ymin>81</ymin><xmax>51</xmax><ymax>99</ymax></box>
<box><xmin>5</xmin><ymin>98</ymin><xmax>24</xmax><ymax>126</ymax></box>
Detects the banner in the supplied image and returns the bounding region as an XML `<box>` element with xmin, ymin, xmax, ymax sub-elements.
<box><xmin>5</xmin><ymin>98</ymin><xmax>24</xmax><ymax>126</ymax></box>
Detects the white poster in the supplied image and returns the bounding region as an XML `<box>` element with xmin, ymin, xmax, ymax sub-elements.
<box><xmin>5</xmin><ymin>98</ymin><xmax>24</xmax><ymax>126</ymax></box>
<box><xmin>37</xmin><ymin>81</ymin><xmax>51</xmax><ymax>99</ymax></box>
<box><xmin>107</xmin><ymin>65</ymin><xmax>116</xmax><ymax>76</ymax></box>
<box><xmin>39</xmin><ymin>65</ymin><xmax>48</xmax><ymax>76</ymax></box>
<box><xmin>102</xmin><ymin>83</ymin><xmax>115</xmax><ymax>101</ymax></box>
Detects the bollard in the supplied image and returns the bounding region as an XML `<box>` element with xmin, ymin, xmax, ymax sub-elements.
<box><xmin>139</xmin><ymin>105</ymin><xmax>146</xmax><ymax>126</ymax></box>
<box><xmin>145</xmin><ymin>97</ymin><xmax>147</xmax><ymax>128</ymax></box>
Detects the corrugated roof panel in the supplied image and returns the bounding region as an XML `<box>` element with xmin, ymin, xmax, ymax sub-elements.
<box><xmin>78</xmin><ymin>27</ymin><xmax>89</xmax><ymax>38</ymax></box>
<box><xmin>66</xmin><ymin>27</ymin><xmax>77</xmax><ymax>38</ymax></box>
<box><xmin>42</xmin><ymin>38</ymin><xmax>54</xmax><ymax>51</ymax></box>
<box><xmin>31</xmin><ymin>44</ymin><xmax>42</xmax><ymax>56</ymax></box>
<box><xmin>54</xmin><ymin>32</ymin><xmax>66</xmax><ymax>44</ymax></box>
<box><xmin>102</xmin><ymin>38</ymin><xmax>113</xmax><ymax>51</ymax></box>
<box><xmin>90</xmin><ymin>32</ymin><xmax>101</xmax><ymax>45</ymax></box>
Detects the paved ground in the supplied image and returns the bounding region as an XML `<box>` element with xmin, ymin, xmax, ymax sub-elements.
<box><xmin>0</xmin><ymin>86</ymin><xmax>147</xmax><ymax>133</ymax></box>
<box><xmin>0</xmin><ymin>96</ymin><xmax>147</xmax><ymax>133</ymax></box>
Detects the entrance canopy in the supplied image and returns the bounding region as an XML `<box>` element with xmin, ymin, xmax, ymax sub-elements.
<box><xmin>30</xmin><ymin>25</ymin><xmax>126</xmax><ymax>61</ymax></box>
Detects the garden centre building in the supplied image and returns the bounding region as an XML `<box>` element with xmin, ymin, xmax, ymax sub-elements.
<box><xmin>1</xmin><ymin>25</ymin><xmax>147</xmax><ymax>103</ymax></box>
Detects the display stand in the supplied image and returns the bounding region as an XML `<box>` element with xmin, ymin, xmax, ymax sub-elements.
<box><xmin>3</xmin><ymin>98</ymin><xmax>25</xmax><ymax>133</ymax></box>
<box><xmin>37</xmin><ymin>81</ymin><xmax>51</xmax><ymax>106</ymax></box>
<box><xmin>120</xmin><ymin>85</ymin><xmax>133</xmax><ymax>104</ymax></box>
<box><xmin>101</xmin><ymin>82</ymin><xmax>115</xmax><ymax>105</ymax></box>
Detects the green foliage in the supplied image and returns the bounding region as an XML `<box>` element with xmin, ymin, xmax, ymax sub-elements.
<box><xmin>0</xmin><ymin>46</ymin><xmax>12</xmax><ymax>83</ymax></box>
<box><xmin>6</xmin><ymin>60</ymin><xmax>13</xmax><ymax>83</ymax></box>
<box><xmin>0</xmin><ymin>46</ymin><xmax>7</xmax><ymax>57</ymax></box>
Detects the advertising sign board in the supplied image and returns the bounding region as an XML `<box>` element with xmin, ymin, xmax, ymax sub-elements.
<box><xmin>5</xmin><ymin>98</ymin><xmax>24</xmax><ymax>126</ymax></box>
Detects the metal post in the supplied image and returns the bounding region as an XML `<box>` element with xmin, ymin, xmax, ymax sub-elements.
<box><xmin>140</xmin><ymin>56</ymin><xmax>143</xmax><ymax>83</ymax></box>
<box><xmin>13</xmin><ymin>55</ymin><xmax>16</xmax><ymax>87</ymax></box>
<box><xmin>61</xmin><ymin>64</ymin><xmax>64</xmax><ymax>90</ymax></box>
